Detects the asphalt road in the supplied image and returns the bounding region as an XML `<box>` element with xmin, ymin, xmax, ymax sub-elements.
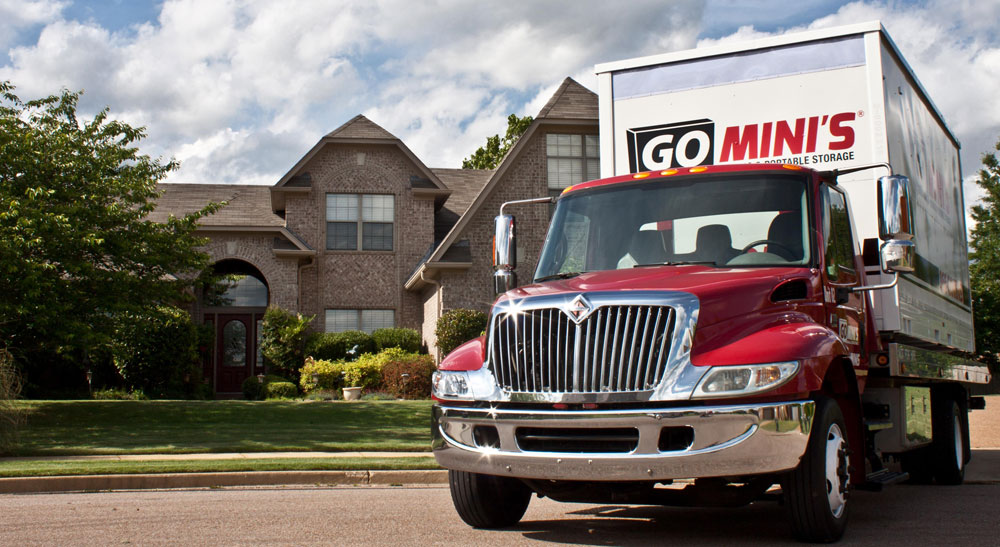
<box><xmin>2</xmin><ymin>482</ymin><xmax>999</xmax><ymax>546</ymax></box>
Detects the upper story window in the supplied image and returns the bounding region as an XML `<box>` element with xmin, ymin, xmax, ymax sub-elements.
<box><xmin>547</xmin><ymin>134</ymin><xmax>599</xmax><ymax>197</ymax></box>
<box><xmin>326</xmin><ymin>194</ymin><xmax>394</xmax><ymax>251</ymax></box>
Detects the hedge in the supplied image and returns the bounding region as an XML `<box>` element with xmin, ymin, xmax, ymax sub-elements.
<box><xmin>435</xmin><ymin>308</ymin><xmax>488</xmax><ymax>356</ymax></box>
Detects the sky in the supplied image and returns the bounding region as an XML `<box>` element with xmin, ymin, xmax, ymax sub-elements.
<box><xmin>1</xmin><ymin>0</ymin><xmax>998</xmax><ymax>221</ymax></box>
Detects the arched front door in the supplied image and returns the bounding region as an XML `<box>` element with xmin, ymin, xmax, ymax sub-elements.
<box><xmin>203</xmin><ymin>260</ymin><xmax>269</xmax><ymax>395</ymax></box>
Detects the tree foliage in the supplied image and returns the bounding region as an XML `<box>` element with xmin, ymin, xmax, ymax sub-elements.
<box><xmin>461</xmin><ymin>114</ymin><xmax>532</xmax><ymax>169</ymax></box>
<box><xmin>260</xmin><ymin>306</ymin><xmax>314</xmax><ymax>381</ymax></box>
<box><xmin>0</xmin><ymin>82</ymin><xmax>221</xmax><ymax>367</ymax></box>
<box><xmin>970</xmin><ymin>137</ymin><xmax>1000</xmax><ymax>359</ymax></box>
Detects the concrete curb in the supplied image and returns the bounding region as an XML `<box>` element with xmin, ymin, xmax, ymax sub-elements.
<box><xmin>0</xmin><ymin>470</ymin><xmax>448</xmax><ymax>494</ymax></box>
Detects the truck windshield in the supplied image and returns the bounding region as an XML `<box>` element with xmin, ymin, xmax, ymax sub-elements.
<box><xmin>534</xmin><ymin>174</ymin><xmax>811</xmax><ymax>280</ymax></box>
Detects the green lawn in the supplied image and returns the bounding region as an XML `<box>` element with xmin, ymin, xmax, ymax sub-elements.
<box><xmin>0</xmin><ymin>457</ymin><xmax>440</xmax><ymax>478</ymax></box>
<box><xmin>10</xmin><ymin>400</ymin><xmax>434</xmax><ymax>456</ymax></box>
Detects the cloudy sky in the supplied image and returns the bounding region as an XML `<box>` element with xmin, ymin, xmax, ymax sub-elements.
<box><xmin>1</xmin><ymin>0</ymin><xmax>998</xmax><ymax>214</ymax></box>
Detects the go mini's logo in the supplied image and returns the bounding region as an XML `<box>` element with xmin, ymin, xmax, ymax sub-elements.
<box><xmin>626</xmin><ymin>119</ymin><xmax>715</xmax><ymax>172</ymax></box>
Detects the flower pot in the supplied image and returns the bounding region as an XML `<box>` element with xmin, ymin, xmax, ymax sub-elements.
<box><xmin>343</xmin><ymin>386</ymin><xmax>363</xmax><ymax>401</ymax></box>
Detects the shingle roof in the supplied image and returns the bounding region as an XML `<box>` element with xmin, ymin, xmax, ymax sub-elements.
<box><xmin>431</xmin><ymin>168</ymin><xmax>493</xmax><ymax>241</ymax></box>
<box><xmin>536</xmin><ymin>77</ymin><xmax>599</xmax><ymax>120</ymax></box>
<box><xmin>150</xmin><ymin>184</ymin><xmax>284</xmax><ymax>227</ymax></box>
<box><xmin>325</xmin><ymin>115</ymin><xmax>398</xmax><ymax>140</ymax></box>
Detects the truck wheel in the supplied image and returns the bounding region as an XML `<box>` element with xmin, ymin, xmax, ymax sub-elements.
<box><xmin>932</xmin><ymin>397</ymin><xmax>966</xmax><ymax>485</ymax></box>
<box><xmin>783</xmin><ymin>396</ymin><xmax>850</xmax><ymax>543</ymax></box>
<box><xmin>448</xmin><ymin>470</ymin><xmax>531</xmax><ymax>528</ymax></box>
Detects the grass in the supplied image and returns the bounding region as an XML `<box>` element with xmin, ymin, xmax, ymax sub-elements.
<box><xmin>0</xmin><ymin>456</ymin><xmax>440</xmax><ymax>478</ymax></box>
<box><xmin>9</xmin><ymin>400</ymin><xmax>434</xmax><ymax>456</ymax></box>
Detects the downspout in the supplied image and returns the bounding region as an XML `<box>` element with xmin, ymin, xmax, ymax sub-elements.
<box><xmin>420</xmin><ymin>267</ymin><xmax>443</xmax><ymax>362</ymax></box>
<box><xmin>297</xmin><ymin>256</ymin><xmax>315</xmax><ymax>312</ymax></box>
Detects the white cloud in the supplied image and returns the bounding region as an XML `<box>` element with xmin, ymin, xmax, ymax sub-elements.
<box><xmin>0</xmin><ymin>0</ymin><xmax>66</xmax><ymax>50</ymax></box>
<box><xmin>0</xmin><ymin>0</ymin><xmax>996</xmax><ymax>199</ymax></box>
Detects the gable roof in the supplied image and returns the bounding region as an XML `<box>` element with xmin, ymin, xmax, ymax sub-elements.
<box><xmin>405</xmin><ymin>77</ymin><xmax>598</xmax><ymax>290</ymax></box>
<box><xmin>536</xmin><ymin>77</ymin><xmax>600</xmax><ymax>120</ymax></box>
<box><xmin>270</xmin><ymin>114</ymin><xmax>450</xmax><ymax>211</ymax></box>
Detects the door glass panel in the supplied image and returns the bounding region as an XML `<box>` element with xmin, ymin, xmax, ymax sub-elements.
<box><xmin>222</xmin><ymin>320</ymin><xmax>247</xmax><ymax>367</ymax></box>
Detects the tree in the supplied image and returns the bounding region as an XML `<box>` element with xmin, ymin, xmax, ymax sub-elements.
<box><xmin>462</xmin><ymin>114</ymin><xmax>532</xmax><ymax>169</ymax></box>
<box><xmin>969</xmin><ymin>136</ymin><xmax>1000</xmax><ymax>386</ymax></box>
<box><xmin>0</xmin><ymin>82</ymin><xmax>220</xmax><ymax>371</ymax></box>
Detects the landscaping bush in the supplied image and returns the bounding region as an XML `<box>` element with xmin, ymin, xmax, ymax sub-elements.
<box><xmin>260</xmin><ymin>307</ymin><xmax>313</xmax><ymax>382</ymax></box>
<box><xmin>92</xmin><ymin>388</ymin><xmax>148</xmax><ymax>401</ymax></box>
<box><xmin>380</xmin><ymin>353</ymin><xmax>436</xmax><ymax>399</ymax></box>
<box><xmin>304</xmin><ymin>330</ymin><xmax>376</xmax><ymax>361</ymax></box>
<box><xmin>299</xmin><ymin>357</ymin><xmax>348</xmax><ymax>394</ymax></box>
<box><xmin>241</xmin><ymin>374</ymin><xmax>292</xmax><ymax>401</ymax></box>
<box><xmin>435</xmin><ymin>308</ymin><xmax>488</xmax><ymax>356</ymax></box>
<box><xmin>372</xmin><ymin>328</ymin><xmax>421</xmax><ymax>353</ymax></box>
<box><xmin>110</xmin><ymin>306</ymin><xmax>201</xmax><ymax>397</ymax></box>
<box><xmin>265</xmin><ymin>381</ymin><xmax>298</xmax><ymax>399</ymax></box>
<box><xmin>343</xmin><ymin>352</ymin><xmax>386</xmax><ymax>390</ymax></box>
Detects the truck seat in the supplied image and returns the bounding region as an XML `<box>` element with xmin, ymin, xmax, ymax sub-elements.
<box><xmin>694</xmin><ymin>224</ymin><xmax>740</xmax><ymax>265</ymax></box>
<box><xmin>767</xmin><ymin>212</ymin><xmax>804</xmax><ymax>261</ymax></box>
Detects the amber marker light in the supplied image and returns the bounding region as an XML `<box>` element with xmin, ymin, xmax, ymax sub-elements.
<box><xmin>689</xmin><ymin>166</ymin><xmax>708</xmax><ymax>173</ymax></box>
<box><xmin>561</xmin><ymin>185</ymin><xmax>575</xmax><ymax>194</ymax></box>
<box><xmin>660</xmin><ymin>169</ymin><xmax>678</xmax><ymax>176</ymax></box>
<box><xmin>781</xmin><ymin>164</ymin><xmax>803</xmax><ymax>170</ymax></box>
<box><xmin>633</xmin><ymin>172</ymin><xmax>650</xmax><ymax>179</ymax></box>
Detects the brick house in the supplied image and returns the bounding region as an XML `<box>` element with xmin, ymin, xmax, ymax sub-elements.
<box><xmin>151</xmin><ymin>78</ymin><xmax>597</xmax><ymax>395</ymax></box>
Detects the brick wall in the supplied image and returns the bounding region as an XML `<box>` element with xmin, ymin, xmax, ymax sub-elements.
<box><xmin>284</xmin><ymin>143</ymin><xmax>436</xmax><ymax>333</ymax></box>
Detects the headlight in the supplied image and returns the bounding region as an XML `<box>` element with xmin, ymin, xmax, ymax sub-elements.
<box><xmin>691</xmin><ymin>361</ymin><xmax>799</xmax><ymax>398</ymax></box>
<box><xmin>432</xmin><ymin>371</ymin><xmax>472</xmax><ymax>400</ymax></box>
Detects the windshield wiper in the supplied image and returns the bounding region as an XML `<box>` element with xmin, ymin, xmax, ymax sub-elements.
<box><xmin>535</xmin><ymin>271</ymin><xmax>586</xmax><ymax>282</ymax></box>
<box><xmin>633</xmin><ymin>261</ymin><xmax>717</xmax><ymax>268</ymax></box>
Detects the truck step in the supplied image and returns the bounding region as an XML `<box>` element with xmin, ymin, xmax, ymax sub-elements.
<box><xmin>858</xmin><ymin>469</ymin><xmax>910</xmax><ymax>491</ymax></box>
<box><xmin>863</xmin><ymin>418</ymin><xmax>893</xmax><ymax>432</ymax></box>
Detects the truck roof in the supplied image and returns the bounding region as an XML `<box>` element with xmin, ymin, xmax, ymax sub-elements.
<box><xmin>561</xmin><ymin>163</ymin><xmax>813</xmax><ymax>196</ymax></box>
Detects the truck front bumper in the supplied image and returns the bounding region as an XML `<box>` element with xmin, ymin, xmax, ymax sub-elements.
<box><xmin>432</xmin><ymin>400</ymin><xmax>814</xmax><ymax>482</ymax></box>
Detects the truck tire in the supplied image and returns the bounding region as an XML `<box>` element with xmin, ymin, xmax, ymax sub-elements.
<box><xmin>931</xmin><ymin>396</ymin><xmax>966</xmax><ymax>485</ymax></box>
<box><xmin>783</xmin><ymin>396</ymin><xmax>850</xmax><ymax>543</ymax></box>
<box><xmin>448</xmin><ymin>470</ymin><xmax>531</xmax><ymax>528</ymax></box>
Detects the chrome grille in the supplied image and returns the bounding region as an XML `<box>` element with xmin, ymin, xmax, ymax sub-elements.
<box><xmin>488</xmin><ymin>304</ymin><xmax>675</xmax><ymax>393</ymax></box>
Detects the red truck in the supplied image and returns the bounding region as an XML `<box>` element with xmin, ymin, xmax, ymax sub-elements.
<box><xmin>431</xmin><ymin>22</ymin><xmax>990</xmax><ymax>542</ymax></box>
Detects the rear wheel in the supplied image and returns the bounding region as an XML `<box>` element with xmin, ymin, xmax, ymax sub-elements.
<box><xmin>448</xmin><ymin>470</ymin><xmax>531</xmax><ymax>528</ymax></box>
<box><xmin>931</xmin><ymin>396</ymin><xmax>966</xmax><ymax>485</ymax></box>
<box><xmin>783</xmin><ymin>396</ymin><xmax>850</xmax><ymax>543</ymax></box>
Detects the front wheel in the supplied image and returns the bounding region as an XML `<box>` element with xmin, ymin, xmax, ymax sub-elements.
<box><xmin>783</xmin><ymin>396</ymin><xmax>851</xmax><ymax>543</ymax></box>
<box><xmin>448</xmin><ymin>470</ymin><xmax>531</xmax><ymax>528</ymax></box>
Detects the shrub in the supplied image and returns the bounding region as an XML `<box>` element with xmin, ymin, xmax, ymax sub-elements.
<box><xmin>372</xmin><ymin>328</ymin><xmax>421</xmax><ymax>353</ymax></box>
<box><xmin>299</xmin><ymin>357</ymin><xmax>347</xmax><ymax>394</ymax></box>
<box><xmin>305</xmin><ymin>330</ymin><xmax>376</xmax><ymax>361</ymax></box>
<box><xmin>435</xmin><ymin>308</ymin><xmax>488</xmax><ymax>356</ymax></box>
<box><xmin>110</xmin><ymin>306</ymin><xmax>201</xmax><ymax>397</ymax></box>
<box><xmin>92</xmin><ymin>388</ymin><xmax>148</xmax><ymax>401</ymax></box>
<box><xmin>265</xmin><ymin>381</ymin><xmax>298</xmax><ymax>399</ymax></box>
<box><xmin>260</xmin><ymin>307</ymin><xmax>314</xmax><ymax>382</ymax></box>
<box><xmin>343</xmin><ymin>353</ymin><xmax>385</xmax><ymax>390</ymax></box>
<box><xmin>380</xmin><ymin>353</ymin><xmax>436</xmax><ymax>399</ymax></box>
<box><xmin>0</xmin><ymin>349</ymin><xmax>25</xmax><ymax>455</ymax></box>
<box><xmin>242</xmin><ymin>374</ymin><xmax>292</xmax><ymax>400</ymax></box>
<box><xmin>242</xmin><ymin>376</ymin><xmax>264</xmax><ymax>401</ymax></box>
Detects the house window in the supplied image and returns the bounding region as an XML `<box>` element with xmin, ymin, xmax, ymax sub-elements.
<box><xmin>326</xmin><ymin>194</ymin><xmax>394</xmax><ymax>250</ymax></box>
<box><xmin>325</xmin><ymin>309</ymin><xmax>395</xmax><ymax>334</ymax></box>
<box><xmin>547</xmin><ymin>134</ymin><xmax>599</xmax><ymax>197</ymax></box>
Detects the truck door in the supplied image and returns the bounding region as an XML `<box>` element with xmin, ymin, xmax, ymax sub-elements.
<box><xmin>820</xmin><ymin>185</ymin><xmax>864</xmax><ymax>367</ymax></box>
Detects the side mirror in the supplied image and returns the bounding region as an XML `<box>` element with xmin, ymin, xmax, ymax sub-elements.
<box><xmin>494</xmin><ymin>214</ymin><xmax>517</xmax><ymax>293</ymax></box>
<box><xmin>880</xmin><ymin>239</ymin><xmax>916</xmax><ymax>273</ymax></box>
<box><xmin>878</xmin><ymin>175</ymin><xmax>914</xmax><ymax>240</ymax></box>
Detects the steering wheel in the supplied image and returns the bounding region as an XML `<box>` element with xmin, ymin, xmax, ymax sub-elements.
<box><xmin>741</xmin><ymin>239</ymin><xmax>795</xmax><ymax>257</ymax></box>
